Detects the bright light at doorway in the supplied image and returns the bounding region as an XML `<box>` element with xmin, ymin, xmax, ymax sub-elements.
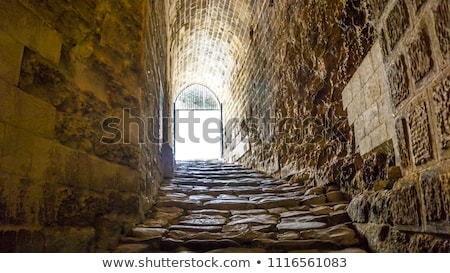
<box><xmin>175</xmin><ymin>110</ymin><xmax>222</xmax><ymax>160</ymax></box>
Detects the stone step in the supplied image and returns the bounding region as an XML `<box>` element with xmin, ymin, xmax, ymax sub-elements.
<box><xmin>113</xmin><ymin>160</ymin><xmax>365</xmax><ymax>253</ymax></box>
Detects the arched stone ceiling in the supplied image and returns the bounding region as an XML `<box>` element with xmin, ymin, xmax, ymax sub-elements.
<box><xmin>168</xmin><ymin>0</ymin><xmax>258</xmax><ymax>100</ymax></box>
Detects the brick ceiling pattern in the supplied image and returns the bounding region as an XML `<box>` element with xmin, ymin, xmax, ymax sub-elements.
<box><xmin>168</xmin><ymin>0</ymin><xmax>267</xmax><ymax>98</ymax></box>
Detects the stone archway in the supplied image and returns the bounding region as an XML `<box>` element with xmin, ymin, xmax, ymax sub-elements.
<box><xmin>174</xmin><ymin>84</ymin><xmax>222</xmax><ymax>160</ymax></box>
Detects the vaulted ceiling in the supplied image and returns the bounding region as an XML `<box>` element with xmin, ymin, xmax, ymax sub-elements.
<box><xmin>168</xmin><ymin>0</ymin><xmax>265</xmax><ymax>99</ymax></box>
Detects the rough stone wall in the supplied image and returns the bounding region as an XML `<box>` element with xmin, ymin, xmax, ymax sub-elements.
<box><xmin>223</xmin><ymin>0</ymin><xmax>449</xmax><ymax>252</ymax></box>
<box><xmin>0</xmin><ymin>0</ymin><xmax>167</xmax><ymax>252</ymax></box>
<box><xmin>224</xmin><ymin>0</ymin><xmax>374</xmax><ymax>185</ymax></box>
<box><xmin>346</xmin><ymin>0</ymin><xmax>450</xmax><ymax>252</ymax></box>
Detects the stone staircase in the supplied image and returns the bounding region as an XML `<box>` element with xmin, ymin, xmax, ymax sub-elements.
<box><xmin>114</xmin><ymin>160</ymin><xmax>367</xmax><ymax>253</ymax></box>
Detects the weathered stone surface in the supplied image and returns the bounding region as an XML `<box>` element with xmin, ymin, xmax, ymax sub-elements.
<box><xmin>310</xmin><ymin>206</ymin><xmax>334</xmax><ymax>216</ymax></box>
<box><xmin>385</xmin><ymin>0</ymin><xmax>409</xmax><ymax>51</ymax></box>
<box><xmin>299</xmin><ymin>225</ymin><xmax>360</xmax><ymax>246</ymax></box>
<box><xmin>203</xmin><ymin>199</ymin><xmax>256</xmax><ymax>210</ymax></box>
<box><xmin>140</xmin><ymin>219</ymin><xmax>168</xmax><ymax>228</ymax></box>
<box><xmin>178</xmin><ymin>214</ymin><xmax>227</xmax><ymax>226</ymax></box>
<box><xmin>277</xmin><ymin>232</ymin><xmax>300</xmax><ymax>240</ymax></box>
<box><xmin>256</xmin><ymin>197</ymin><xmax>300</xmax><ymax>209</ymax></box>
<box><xmin>132</xmin><ymin>228</ymin><xmax>166</xmax><ymax>239</ymax></box>
<box><xmin>254</xmin><ymin>239</ymin><xmax>339</xmax><ymax>251</ymax></box>
<box><xmin>268</xmin><ymin>207</ymin><xmax>289</xmax><ymax>214</ymax></box>
<box><xmin>157</xmin><ymin>199</ymin><xmax>202</xmax><ymax>210</ymax></box>
<box><xmin>184</xmin><ymin>239</ymin><xmax>240</xmax><ymax>251</ymax></box>
<box><xmin>347</xmin><ymin>194</ymin><xmax>369</xmax><ymax>223</ymax></box>
<box><xmin>189</xmin><ymin>209</ymin><xmax>230</xmax><ymax>217</ymax></box>
<box><xmin>431</xmin><ymin>75</ymin><xmax>450</xmax><ymax>152</ymax></box>
<box><xmin>113</xmin><ymin>244</ymin><xmax>151</xmax><ymax>253</ymax></box>
<box><xmin>169</xmin><ymin>225</ymin><xmax>223</xmax><ymax>233</ymax></box>
<box><xmin>374</xmin><ymin>180</ymin><xmax>390</xmax><ymax>191</ymax></box>
<box><xmin>408</xmin><ymin>28</ymin><xmax>433</xmax><ymax>83</ymax></box>
<box><xmin>277</xmin><ymin>220</ymin><xmax>327</xmax><ymax>231</ymax></box>
<box><xmin>433</xmin><ymin>1</ymin><xmax>449</xmax><ymax>56</ymax></box>
<box><xmin>166</xmin><ymin>230</ymin><xmax>236</xmax><ymax>241</ymax></box>
<box><xmin>326</xmin><ymin>191</ymin><xmax>348</xmax><ymax>202</ymax></box>
<box><xmin>230</xmin><ymin>209</ymin><xmax>267</xmax><ymax>215</ymax></box>
<box><xmin>408</xmin><ymin>100</ymin><xmax>433</xmax><ymax>165</ymax></box>
<box><xmin>208</xmin><ymin>247</ymin><xmax>266</xmax><ymax>253</ymax></box>
<box><xmin>280</xmin><ymin>210</ymin><xmax>311</xmax><ymax>218</ymax></box>
<box><xmin>305</xmin><ymin>186</ymin><xmax>325</xmax><ymax>196</ymax></box>
<box><xmin>222</xmin><ymin>224</ymin><xmax>250</xmax><ymax>233</ymax></box>
<box><xmin>302</xmin><ymin>195</ymin><xmax>327</xmax><ymax>205</ymax></box>
<box><xmin>421</xmin><ymin>171</ymin><xmax>449</xmax><ymax>222</ymax></box>
<box><xmin>0</xmin><ymin>31</ymin><xmax>23</xmax><ymax>85</ymax></box>
<box><xmin>227</xmin><ymin>214</ymin><xmax>278</xmax><ymax>226</ymax></box>
<box><xmin>188</xmin><ymin>194</ymin><xmax>215</xmax><ymax>201</ymax></box>
<box><xmin>388</xmin><ymin>55</ymin><xmax>410</xmax><ymax>107</ymax></box>
<box><xmin>395</xmin><ymin>118</ymin><xmax>412</xmax><ymax>168</ymax></box>
<box><xmin>334</xmin><ymin>204</ymin><xmax>348</xmax><ymax>211</ymax></box>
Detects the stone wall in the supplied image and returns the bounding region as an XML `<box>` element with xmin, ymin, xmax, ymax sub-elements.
<box><xmin>223</xmin><ymin>0</ymin><xmax>449</xmax><ymax>252</ymax></box>
<box><xmin>346</xmin><ymin>0</ymin><xmax>450</xmax><ymax>252</ymax></box>
<box><xmin>224</xmin><ymin>0</ymin><xmax>374</xmax><ymax>186</ymax></box>
<box><xmin>0</xmin><ymin>0</ymin><xmax>167</xmax><ymax>252</ymax></box>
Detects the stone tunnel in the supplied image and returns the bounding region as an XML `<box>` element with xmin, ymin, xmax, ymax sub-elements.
<box><xmin>0</xmin><ymin>0</ymin><xmax>448</xmax><ymax>252</ymax></box>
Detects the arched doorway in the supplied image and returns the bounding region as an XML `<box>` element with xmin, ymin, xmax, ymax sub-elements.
<box><xmin>174</xmin><ymin>84</ymin><xmax>222</xmax><ymax>160</ymax></box>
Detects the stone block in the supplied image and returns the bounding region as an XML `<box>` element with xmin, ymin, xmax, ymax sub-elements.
<box><xmin>29</xmin><ymin>136</ymin><xmax>55</xmax><ymax>181</ymax></box>
<box><xmin>407</xmin><ymin>28</ymin><xmax>433</xmax><ymax>83</ymax></box>
<box><xmin>353</xmin><ymin>116</ymin><xmax>366</xmax><ymax>145</ymax></box>
<box><xmin>421</xmin><ymin>171</ymin><xmax>448</xmax><ymax>223</ymax></box>
<box><xmin>408</xmin><ymin>100</ymin><xmax>433</xmax><ymax>166</ymax></box>
<box><xmin>346</xmin><ymin>102</ymin><xmax>358</xmax><ymax>125</ymax></box>
<box><xmin>0</xmin><ymin>0</ymin><xmax>62</xmax><ymax>64</ymax></box>
<box><xmin>364</xmin><ymin>76</ymin><xmax>381</xmax><ymax>109</ymax></box>
<box><xmin>387</xmin><ymin>54</ymin><xmax>410</xmax><ymax>107</ymax></box>
<box><xmin>0</xmin><ymin>79</ymin><xmax>18</xmax><ymax>123</ymax></box>
<box><xmin>73</xmin><ymin>62</ymin><xmax>108</xmax><ymax>102</ymax></box>
<box><xmin>371</xmin><ymin>40</ymin><xmax>384</xmax><ymax>69</ymax></box>
<box><xmin>0</xmin><ymin>30</ymin><xmax>24</xmax><ymax>85</ymax></box>
<box><xmin>342</xmin><ymin>82</ymin><xmax>353</xmax><ymax>109</ymax></box>
<box><xmin>374</xmin><ymin>180</ymin><xmax>390</xmax><ymax>191</ymax></box>
<box><xmin>15</xmin><ymin>229</ymin><xmax>45</xmax><ymax>252</ymax></box>
<box><xmin>353</xmin><ymin>89</ymin><xmax>367</xmax><ymax>116</ymax></box>
<box><xmin>391</xmin><ymin>182</ymin><xmax>421</xmax><ymax>226</ymax></box>
<box><xmin>358</xmin><ymin>55</ymin><xmax>374</xmax><ymax>85</ymax></box>
<box><xmin>0</xmin><ymin>79</ymin><xmax>55</xmax><ymax>138</ymax></box>
<box><xmin>0</xmin><ymin>230</ymin><xmax>17</xmax><ymax>252</ymax></box>
<box><xmin>43</xmin><ymin>227</ymin><xmax>95</xmax><ymax>252</ymax></box>
<box><xmin>387</xmin><ymin>166</ymin><xmax>403</xmax><ymax>180</ymax></box>
<box><xmin>77</xmin><ymin>152</ymin><xmax>91</xmax><ymax>190</ymax></box>
<box><xmin>89</xmin><ymin>156</ymin><xmax>119</xmax><ymax>192</ymax></box>
<box><xmin>347</xmin><ymin>193</ymin><xmax>369</xmax><ymax>223</ymax></box>
<box><xmin>377</xmin><ymin>93</ymin><xmax>393</xmax><ymax>123</ymax></box>
<box><xmin>395</xmin><ymin>118</ymin><xmax>411</xmax><ymax>168</ymax></box>
<box><xmin>44</xmin><ymin>144</ymin><xmax>79</xmax><ymax>187</ymax></box>
<box><xmin>371</xmin><ymin>123</ymin><xmax>388</xmax><ymax>148</ymax></box>
<box><xmin>385</xmin><ymin>0</ymin><xmax>409</xmax><ymax>51</ymax></box>
<box><xmin>0</xmin><ymin>173</ymin><xmax>43</xmax><ymax>225</ymax></box>
<box><xmin>363</xmin><ymin>103</ymin><xmax>380</xmax><ymax>133</ymax></box>
<box><xmin>1</xmin><ymin>125</ymin><xmax>34</xmax><ymax>177</ymax></box>
<box><xmin>433</xmin><ymin>1</ymin><xmax>449</xmax><ymax>57</ymax></box>
<box><xmin>431</xmin><ymin>75</ymin><xmax>450</xmax><ymax>153</ymax></box>
<box><xmin>16</xmin><ymin>88</ymin><xmax>56</xmax><ymax>139</ymax></box>
<box><xmin>117</xmin><ymin>166</ymin><xmax>139</xmax><ymax>193</ymax></box>
<box><xmin>359</xmin><ymin>136</ymin><xmax>373</xmax><ymax>155</ymax></box>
